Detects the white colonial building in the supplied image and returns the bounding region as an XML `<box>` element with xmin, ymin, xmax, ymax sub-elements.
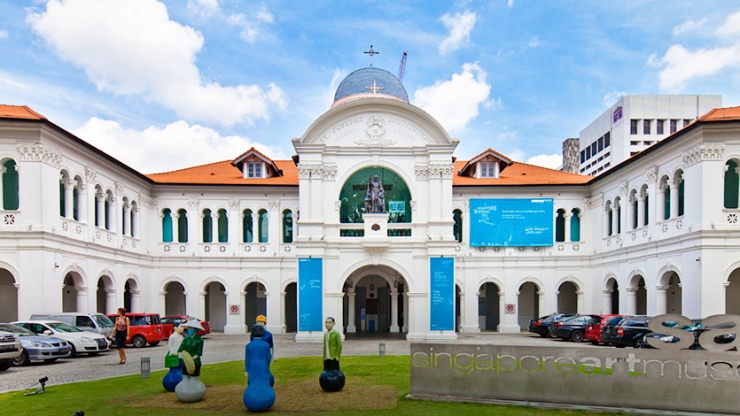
<box><xmin>1</xmin><ymin>68</ymin><xmax>740</xmax><ymax>340</ymax></box>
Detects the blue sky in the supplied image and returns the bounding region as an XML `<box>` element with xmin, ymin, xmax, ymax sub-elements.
<box><xmin>1</xmin><ymin>0</ymin><xmax>739</xmax><ymax>173</ymax></box>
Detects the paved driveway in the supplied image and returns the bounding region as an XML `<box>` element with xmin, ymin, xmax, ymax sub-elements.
<box><xmin>0</xmin><ymin>332</ymin><xmax>599</xmax><ymax>394</ymax></box>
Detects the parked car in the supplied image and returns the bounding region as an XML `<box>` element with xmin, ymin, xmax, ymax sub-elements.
<box><xmin>600</xmin><ymin>315</ymin><xmax>653</xmax><ymax>348</ymax></box>
<box><xmin>640</xmin><ymin>318</ymin><xmax>736</xmax><ymax>350</ymax></box>
<box><xmin>30</xmin><ymin>313</ymin><xmax>114</xmax><ymax>338</ymax></box>
<box><xmin>11</xmin><ymin>320</ymin><xmax>109</xmax><ymax>357</ymax></box>
<box><xmin>554</xmin><ymin>314</ymin><xmax>600</xmax><ymax>342</ymax></box>
<box><xmin>161</xmin><ymin>315</ymin><xmax>211</xmax><ymax>339</ymax></box>
<box><xmin>107</xmin><ymin>313</ymin><xmax>164</xmax><ymax>348</ymax></box>
<box><xmin>528</xmin><ymin>313</ymin><xmax>576</xmax><ymax>338</ymax></box>
<box><xmin>0</xmin><ymin>330</ymin><xmax>22</xmax><ymax>371</ymax></box>
<box><xmin>545</xmin><ymin>313</ymin><xmax>579</xmax><ymax>338</ymax></box>
<box><xmin>584</xmin><ymin>314</ymin><xmax>623</xmax><ymax>345</ymax></box>
<box><xmin>0</xmin><ymin>322</ymin><xmax>71</xmax><ymax>365</ymax></box>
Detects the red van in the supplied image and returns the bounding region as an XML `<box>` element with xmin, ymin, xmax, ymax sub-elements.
<box><xmin>107</xmin><ymin>313</ymin><xmax>165</xmax><ymax>348</ymax></box>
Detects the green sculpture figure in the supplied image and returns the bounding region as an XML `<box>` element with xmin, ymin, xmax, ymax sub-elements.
<box><xmin>175</xmin><ymin>320</ymin><xmax>206</xmax><ymax>403</ymax></box>
<box><xmin>319</xmin><ymin>316</ymin><xmax>345</xmax><ymax>392</ymax></box>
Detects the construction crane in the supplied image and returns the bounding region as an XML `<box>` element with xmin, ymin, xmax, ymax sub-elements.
<box><xmin>397</xmin><ymin>51</ymin><xmax>407</xmax><ymax>84</ymax></box>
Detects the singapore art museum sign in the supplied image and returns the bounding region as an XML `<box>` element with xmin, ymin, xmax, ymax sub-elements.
<box><xmin>410</xmin><ymin>314</ymin><xmax>740</xmax><ymax>414</ymax></box>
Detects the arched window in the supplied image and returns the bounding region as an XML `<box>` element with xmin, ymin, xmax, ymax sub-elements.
<box><xmin>242</xmin><ymin>209</ymin><xmax>253</xmax><ymax>243</ymax></box>
<box><xmin>130</xmin><ymin>201</ymin><xmax>137</xmax><ymax>237</ymax></box>
<box><xmin>643</xmin><ymin>193</ymin><xmax>649</xmax><ymax>226</ymax></box>
<box><xmin>606</xmin><ymin>201</ymin><xmax>613</xmax><ymax>236</ymax></box>
<box><xmin>162</xmin><ymin>208</ymin><xmax>173</xmax><ymax>242</ymax></box>
<box><xmin>105</xmin><ymin>190</ymin><xmax>113</xmax><ymax>230</ymax></box>
<box><xmin>1</xmin><ymin>159</ymin><xmax>19</xmax><ymax>210</ymax></box>
<box><xmin>59</xmin><ymin>181</ymin><xmax>65</xmax><ymax>217</ymax></box>
<box><xmin>339</xmin><ymin>167</ymin><xmax>412</xmax><ymax>223</ymax></box>
<box><xmin>217</xmin><ymin>208</ymin><xmax>228</xmax><ymax>243</ymax></box>
<box><xmin>570</xmin><ymin>208</ymin><xmax>580</xmax><ymax>242</ymax></box>
<box><xmin>72</xmin><ymin>179</ymin><xmax>80</xmax><ymax>221</ymax></box>
<box><xmin>631</xmin><ymin>194</ymin><xmax>638</xmax><ymax>229</ymax></box>
<box><xmin>177</xmin><ymin>208</ymin><xmax>188</xmax><ymax>243</ymax></box>
<box><xmin>664</xmin><ymin>185</ymin><xmax>671</xmax><ymax>220</ymax></box>
<box><xmin>258</xmin><ymin>209</ymin><xmax>268</xmax><ymax>243</ymax></box>
<box><xmin>202</xmin><ymin>209</ymin><xmax>213</xmax><ymax>243</ymax></box>
<box><xmin>555</xmin><ymin>209</ymin><xmax>566</xmax><ymax>242</ymax></box>
<box><xmin>678</xmin><ymin>177</ymin><xmax>685</xmax><ymax>217</ymax></box>
<box><xmin>282</xmin><ymin>209</ymin><xmax>293</xmax><ymax>243</ymax></box>
<box><xmin>615</xmin><ymin>198</ymin><xmax>621</xmax><ymax>234</ymax></box>
<box><xmin>725</xmin><ymin>160</ymin><xmax>739</xmax><ymax>209</ymax></box>
<box><xmin>453</xmin><ymin>209</ymin><xmax>463</xmax><ymax>243</ymax></box>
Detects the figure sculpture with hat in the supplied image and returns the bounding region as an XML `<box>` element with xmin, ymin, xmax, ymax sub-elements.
<box><xmin>175</xmin><ymin>320</ymin><xmax>206</xmax><ymax>403</ymax></box>
<box><xmin>250</xmin><ymin>315</ymin><xmax>274</xmax><ymax>361</ymax></box>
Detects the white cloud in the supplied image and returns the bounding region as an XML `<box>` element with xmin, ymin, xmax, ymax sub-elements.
<box><xmin>228</xmin><ymin>6</ymin><xmax>274</xmax><ymax>44</ymax></box>
<box><xmin>526</xmin><ymin>154</ymin><xmax>562</xmax><ymax>170</ymax></box>
<box><xmin>528</xmin><ymin>36</ymin><xmax>540</xmax><ymax>48</ymax></box>
<box><xmin>507</xmin><ymin>0</ymin><xmax>514</xmax><ymax>9</ymax></box>
<box><xmin>73</xmin><ymin>117</ymin><xmax>286</xmax><ymax>173</ymax></box>
<box><xmin>0</xmin><ymin>30</ymin><xmax>8</xmax><ymax>40</ymax></box>
<box><xmin>672</xmin><ymin>17</ymin><xmax>706</xmax><ymax>36</ymax></box>
<box><xmin>27</xmin><ymin>0</ymin><xmax>285</xmax><ymax>126</ymax></box>
<box><xmin>438</xmin><ymin>11</ymin><xmax>477</xmax><ymax>55</ymax></box>
<box><xmin>187</xmin><ymin>0</ymin><xmax>219</xmax><ymax>18</ymax></box>
<box><xmin>413</xmin><ymin>63</ymin><xmax>491</xmax><ymax>132</ymax></box>
<box><xmin>653</xmin><ymin>12</ymin><xmax>740</xmax><ymax>92</ymax></box>
<box><xmin>603</xmin><ymin>91</ymin><xmax>626</xmax><ymax>107</ymax></box>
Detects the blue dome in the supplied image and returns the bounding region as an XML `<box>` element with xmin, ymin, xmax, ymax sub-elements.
<box><xmin>333</xmin><ymin>67</ymin><xmax>409</xmax><ymax>104</ymax></box>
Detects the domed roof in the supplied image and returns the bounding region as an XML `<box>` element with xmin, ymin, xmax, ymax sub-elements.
<box><xmin>333</xmin><ymin>67</ymin><xmax>409</xmax><ymax>105</ymax></box>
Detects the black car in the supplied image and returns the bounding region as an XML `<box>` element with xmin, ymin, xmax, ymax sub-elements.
<box><xmin>601</xmin><ymin>315</ymin><xmax>653</xmax><ymax>348</ymax></box>
<box><xmin>528</xmin><ymin>313</ymin><xmax>576</xmax><ymax>338</ymax></box>
<box><xmin>554</xmin><ymin>314</ymin><xmax>598</xmax><ymax>342</ymax></box>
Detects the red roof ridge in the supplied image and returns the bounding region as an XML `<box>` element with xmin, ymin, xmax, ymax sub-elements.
<box><xmin>147</xmin><ymin>159</ymin><xmax>232</xmax><ymax>176</ymax></box>
<box><xmin>698</xmin><ymin>106</ymin><xmax>740</xmax><ymax>122</ymax></box>
<box><xmin>0</xmin><ymin>104</ymin><xmax>47</xmax><ymax>120</ymax></box>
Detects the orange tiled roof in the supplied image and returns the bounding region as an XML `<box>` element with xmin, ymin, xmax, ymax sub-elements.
<box><xmin>0</xmin><ymin>104</ymin><xmax>46</xmax><ymax>120</ymax></box>
<box><xmin>453</xmin><ymin>160</ymin><xmax>591</xmax><ymax>186</ymax></box>
<box><xmin>146</xmin><ymin>159</ymin><xmax>298</xmax><ymax>185</ymax></box>
<box><xmin>698</xmin><ymin>106</ymin><xmax>740</xmax><ymax>122</ymax></box>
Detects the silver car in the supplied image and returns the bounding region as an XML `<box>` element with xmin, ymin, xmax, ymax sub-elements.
<box><xmin>0</xmin><ymin>323</ymin><xmax>71</xmax><ymax>365</ymax></box>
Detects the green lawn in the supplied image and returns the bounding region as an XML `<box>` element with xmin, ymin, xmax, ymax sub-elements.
<box><xmin>0</xmin><ymin>356</ymin><xmax>623</xmax><ymax>415</ymax></box>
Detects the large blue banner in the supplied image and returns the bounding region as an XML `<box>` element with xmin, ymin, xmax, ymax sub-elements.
<box><xmin>469</xmin><ymin>198</ymin><xmax>554</xmax><ymax>247</ymax></box>
<box><xmin>430</xmin><ymin>257</ymin><xmax>454</xmax><ymax>331</ymax></box>
<box><xmin>298</xmin><ymin>258</ymin><xmax>323</xmax><ymax>331</ymax></box>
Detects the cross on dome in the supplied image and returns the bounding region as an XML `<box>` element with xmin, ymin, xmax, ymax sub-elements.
<box><xmin>364</xmin><ymin>45</ymin><xmax>379</xmax><ymax>66</ymax></box>
<box><xmin>365</xmin><ymin>79</ymin><xmax>384</xmax><ymax>94</ymax></box>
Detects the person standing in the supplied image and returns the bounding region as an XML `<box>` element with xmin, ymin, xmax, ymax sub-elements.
<box><xmin>113</xmin><ymin>307</ymin><xmax>130</xmax><ymax>364</ymax></box>
<box><xmin>250</xmin><ymin>315</ymin><xmax>274</xmax><ymax>360</ymax></box>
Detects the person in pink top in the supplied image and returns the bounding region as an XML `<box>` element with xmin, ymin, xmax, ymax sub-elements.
<box><xmin>114</xmin><ymin>307</ymin><xmax>130</xmax><ymax>364</ymax></box>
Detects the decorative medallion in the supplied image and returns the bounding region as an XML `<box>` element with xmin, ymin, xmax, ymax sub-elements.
<box><xmin>357</xmin><ymin>116</ymin><xmax>394</xmax><ymax>146</ymax></box>
<box><xmin>3</xmin><ymin>214</ymin><xmax>14</xmax><ymax>225</ymax></box>
<box><xmin>164</xmin><ymin>245</ymin><xmax>170</xmax><ymax>252</ymax></box>
<box><xmin>179</xmin><ymin>245</ymin><xmax>186</xmax><ymax>252</ymax></box>
<box><xmin>729</xmin><ymin>213</ymin><xmax>738</xmax><ymax>224</ymax></box>
<box><xmin>371</xmin><ymin>223</ymin><xmax>380</xmax><ymax>231</ymax></box>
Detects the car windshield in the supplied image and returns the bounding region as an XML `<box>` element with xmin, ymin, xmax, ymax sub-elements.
<box><xmin>47</xmin><ymin>322</ymin><xmax>82</xmax><ymax>332</ymax></box>
<box><xmin>0</xmin><ymin>323</ymin><xmax>33</xmax><ymax>335</ymax></box>
<box><xmin>94</xmin><ymin>314</ymin><xmax>114</xmax><ymax>328</ymax></box>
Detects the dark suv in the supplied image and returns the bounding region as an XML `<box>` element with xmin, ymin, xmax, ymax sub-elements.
<box><xmin>601</xmin><ymin>315</ymin><xmax>653</xmax><ymax>348</ymax></box>
<box><xmin>528</xmin><ymin>313</ymin><xmax>576</xmax><ymax>338</ymax></box>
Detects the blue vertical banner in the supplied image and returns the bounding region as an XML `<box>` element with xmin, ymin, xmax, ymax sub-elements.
<box><xmin>430</xmin><ymin>257</ymin><xmax>454</xmax><ymax>331</ymax></box>
<box><xmin>298</xmin><ymin>257</ymin><xmax>323</xmax><ymax>331</ymax></box>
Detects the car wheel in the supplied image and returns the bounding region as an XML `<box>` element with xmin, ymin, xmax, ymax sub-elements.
<box><xmin>69</xmin><ymin>344</ymin><xmax>77</xmax><ymax>357</ymax></box>
<box><xmin>13</xmin><ymin>350</ymin><xmax>29</xmax><ymax>366</ymax></box>
<box><xmin>148</xmin><ymin>341</ymin><xmax>160</xmax><ymax>347</ymax></box>
<box><xmin>43</xmin><ymin>359</ymin><xmax>58</xmax><ymax>363</ymax></box>
<box><xmin>132</xmin><ymin>335</ymin><xmax>147</xmax><ymax>348</ymax></box>
<box><xmin>633</xmin><ymin>338</ymin><xmax>642</xmax><ymax>348</ymax></box>
<box><xmin>570</xmin><ymin>331</ymin><xmax>584</xmax><ymax>343</ymax></box>
<box><xmin>0</xmin><ymin>361</ymin><xmax>11</xmax><ymax>371</ymax></box>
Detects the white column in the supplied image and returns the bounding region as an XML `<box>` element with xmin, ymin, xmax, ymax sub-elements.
<box><xmin>240</xmin><ymin>291</ymin><xmax>248</xmax><ymax>332</ymax></box>
<box><xmin>78</xmin><ymin>183</ymin><xmax>87</xmax><ymax>223</ymax></box>
<box><xmin>347</xmin><ymin>290</ymin><xmax>356</xmax><ymax>333</ymax></box>
<box><xmin>172</xmin><ymin>212</ymin><xmax>180</xmax><ymax>243</ymax></box>
<box><xmin>626</xmin><ymin>288</ymin><xmax>637</xmax><ymax>315</ymax></box>
<box><xmin>655</xmin><ymin>285</ymin><xmax>668</xmax><ymax>315</ymax></box>
<box><xmin>200</xmin><ymin>291</ymin><xmax>207</xmax><ymax>322</ymax></box>
<box><xmin>457</xmin><ymin>291</ymin><xmax>464</xmax><ymax>332</ymax></box>
<box><xmin>75</xmin><ymin>286</ymin><xmax>88</xmax><ymax>312</ymax></box>
<box><xmin>390</xmin><ymin>291</ymin><xmax>399</xmax><ymax>332</ymax></box>
<box><xmin>63</xmin><ymin>178</ymin><xmax>74</xmax><ymax>219</ymax></box>
<box><xmin>280</xmin><ymin>290</ymin><xmax>286</xmax><ymax>334</ymax></box>
<box><xmin>122</xmin><ymin>201</ymin><xmax>131</xmax><ymax>236</ymax></box>
<box><xmin>402</xmin><ymin>292</ymin><xmax>409</xmax><ymax>333</ymax></box>
<box><xmin>603</xmin><ymin>208</ymin><xmax>610</xmax><ymax>237</ymax></box>
<box><xmin>108</xmin><ymin>194</ymin><xmax>118</xmax><ymax>232</ymax></box>
<box><xmin>637</xmin><ymin>195</ymin><xmax>645</xmax><ymax>228</ymax></box>
<box><xmin>130</xmin><ymin>289</ymin><xmax>141</xmax><ymax>313</ymax></box>
<box><xmin>538</xmin><ymin>290</ymin><xmax>546</xmax><ymax>316</ymax></box>
<box><xmin>670</xmin><ymin>180</ymin><xmax>680</xmax><ymax>218</ymax></box>
<box><xmin>499</xmin><ymin>291</ymin><xmax>507</xmax><ymax>332</ymax></box>
<box><xmin>462</xmin><ymin>289</ymin><xmax>480</xmax><ymax>333</ymax></box>
<box><xmin>611</xmin><ymin>204</ymin><xmax>619</xmax><ymax>235</ymax></box>
<box><xmin>0</xmin><ymin>166</ymin><xmax>5</xmax><ymax>208</ymax></box>
<box><xmin>105</xmin><ymin>289</ymin><xmax>117</xmax><ymax>314</ymax></box>
<box><xmin>602</xmin><ymin>289</ymin><xmax>612</xmax><ymax>315</ymax></box>
<box><xmin>131</xmin><ymin>205</ymin><xmax>139</xmax><ymax>238</ymax></box>
<box><xmin>657</xmin><ymin>186</ymin><xmax>666</xmax><ymax>221</ymax></box>
<box><xmin>576</xmin><ymin>290</ymin><xmax>584</xmax><ymax>314</ymax></box>
<box><xmin>564</xmin><ymin>212</ymin><xmax>572</xmax><ymax>242</ymax></box>
<box><xmin>95</xmin><ymin>192</ymin><xmax>105</xmax><ymax>227</ymax></box>
<box><xmin>160</xmin><ymin>290</ymin><xmax>167</xmax><ymax>315</ymax></box>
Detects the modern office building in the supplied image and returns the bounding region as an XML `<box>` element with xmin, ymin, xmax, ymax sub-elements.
<box><xmin>1</xmin><ymin>69</ymin><xmax>740</xmax><ymax>340</ymax></box>
<box><xmin>577</xmin><ymin>95</ymin><xmax>721</xmax><ymax>176</ymax></box>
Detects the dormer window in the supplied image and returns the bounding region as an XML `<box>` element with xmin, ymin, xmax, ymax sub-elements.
<box><xmin>458</xmin><ymin>148</ymin><xmax>511</xmax><ymax>180</ymax></box>
<box><xmin>479</xmin><ymin>162</ymin><xmax>497</xmax><ymax>178</ymax></box>
<box><xmin>247</xmin><ymin>162</ymin><xmax>262</xmax><ymax>178</ymax></box>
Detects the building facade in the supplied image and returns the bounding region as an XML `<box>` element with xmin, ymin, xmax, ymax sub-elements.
<box><xmin>1</xmin><ymin>70</ymin><xmax>740</xmax><ymax>341</ymax></box>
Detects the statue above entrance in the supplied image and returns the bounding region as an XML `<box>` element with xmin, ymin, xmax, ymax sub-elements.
<box><xmin>366</xmin><ymin>175</ymin><xmax>386</xmax><ymax>213</ymax></box>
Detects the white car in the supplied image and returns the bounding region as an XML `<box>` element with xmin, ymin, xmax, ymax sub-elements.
<box><xmin>0</xmin><ymin>330</ymin><xmax>22</xmax><ymax>370</ymax></box>
<box><xmin>12</xmin><ymin>320</ymin><xmax>109</xmax><ymax>357</ymax></box>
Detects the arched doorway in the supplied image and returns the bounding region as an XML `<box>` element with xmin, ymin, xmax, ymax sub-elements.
<box><xmin>243</xmin><ymin>282</ymin><xmax>267</xmax><ymax>329</ymax></box>
<box><xmin>284</xmin><ymin>282</ymin><xmax>297</xmax><ymax>333</ymax></box>
<box><xmin>518</xmin><ymin>282</ymin><xmax>539</xmax><ymax>330</ymax></box>
<box><xmin>605</xmin><ymin>278</ymin><xmax>619</xmax><ymax>314</ymax></box>
<box><xmin>123</xmin><ymin>278</ymin><xmax>140</xmax><ymax>313</ymax></box>
<box><xmin>726</xmin><ymin>269</ymin><xmax>740</xmax><ymax>314</ymax></box>
<box><xmin>0</xmin><ymin>269</ymin><xmax>18</xmax><ymax>322</ymax></box>
<box><xmin>663</xmin><ymin>272</ymin><xmax>682</xmax><ymax>314</ymax></box>
<box><xmin>96</xmin><ymin>275</ymin><xmax>114</xmax><ymax>314</ymax></box>
<box><xmin>205</xmin><ymin>281</ymin><xmax>227</xmax><ymax>332</ymax></box>
<box><xmin>62</xmin><ymin>272</ymin><xmax>84</xmax><ymax>312</ymax></box>
<box><xmin>629</xmin><ymin>275</ymin><xmax>647</xmax><ymax>315</ymax></box>
<box><xmin>478</xmin><ymin>282</ymin><xmax>500</xmax><ymax>331</ymax></box>
<box><xmin>557</xmin><ymin>281</ymin><xmax>578</xmax><ymax>314</ymax></box>
<box><xmin>165</xmin><ymin>281</ymin><xmax>186</xmax><ymax>316</ymax></box>
<box><xmin>343</xmin><ymin>266</ymin><xmax>405</xmax><ymax>335</ymax></box>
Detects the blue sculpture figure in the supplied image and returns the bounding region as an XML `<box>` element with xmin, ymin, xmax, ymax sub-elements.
<box><xmin>249</xmin><ymin>314</ymin><xmax>275</xmax><ymax>386</ymax></box>
<box><xmin>243</xmin><ymin>325</ymin><xmax>275</xmax><ymax>412</ymax></box>
<box><xmin>162</xmin><ymin>324</ymin><xmax>185</xmax><ymax>392</ymax></box>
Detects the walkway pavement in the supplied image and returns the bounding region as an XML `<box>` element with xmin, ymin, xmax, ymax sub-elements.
<box><xmin>0</xmin><ymin>332</ymin><xmax>590</xmax><ymax>394</ymax></box>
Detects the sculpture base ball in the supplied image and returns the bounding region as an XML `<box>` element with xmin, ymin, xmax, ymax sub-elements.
<box><xmin>319</xmin><ymin>370</ymin><xmax>345</xmax><ymax>392</ymax></box>
<box><xmin>162</xmin><ymin>366</ymin><xmax>183</xmax><ymax>392</ymax></box>
<box><xmin>175</xmin><ymin>375</ymin><xmax>206</xmax><ymax>403</ymax></box>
